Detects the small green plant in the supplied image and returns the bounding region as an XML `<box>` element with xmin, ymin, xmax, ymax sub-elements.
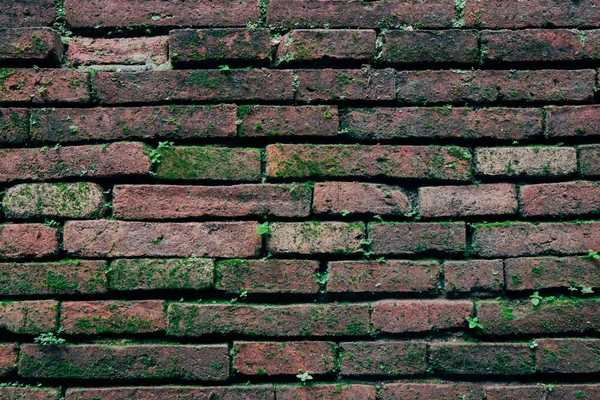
<box><xmin>340</xmin><ymin>209</ymin><xmax>350</xmax><ymax>216</ymax></box>
<box><xmin>583</xmin><ymin>249</ymin><xmax>600</xmax><ymax>260</ymax></box>
<box><xmin>149</xmin><ymin>141</ymin><xmax>174</xmax><ymax>166</ymax></box>
<box><xmin>43</xmin><ymin>219</ymin><xmax>61</xmax><ymax>229</ymax></box>
<box><xmin>530</xmin><ymin>291</ymin><xmax>543</xmax><ymax>306</ymax></box>
<box><xmin>529</xmin><ymin>340</ymin><xmax>538</xmax><ymax>349</ymax></box>
<box><xmin>218</xmin><ymin>64</ymin><xmax>230</xmax><ymax>71</ymax></box>
<box><xmin>546</xmin><ymin>384</ymin><xmax>555</xmax><ymax>392</ymax></box>
<box><xmin>466</xmin><ymin>317</ymin><xmax>483</xmax><ymax>329</ymax></box>
<box><xmin>357</xmin><ymin>238</ymin><xmax>374</xmax><ymax>258</ymax></box>
<box><xmin>256</xmin><ymin>222</ymin><xmax>270</xmax><ymax>235</ymax></box>
<box><xmin>34</xmin><ymin>328</ymin><xmax>66</xmax><ymax>346</ymax></box>
<box><xmin>296</xmin><ymin>371</ymin><xmax>313</xmax><ymax>384</ymax></box>
<box><xmin>580</xmin><ymin>285</ymin><xmax>595</xmax><ymax>295</ymax></box>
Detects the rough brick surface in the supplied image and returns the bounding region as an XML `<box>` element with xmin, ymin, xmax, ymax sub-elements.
<box><xmin>339</xmin><ymin>341</ymin><xmax>426</xmax><ymax>376</ymax></box>
<box><xmin>537</xmin><ymin>339</ymin><xmax>600</xmax><ymax>374</ymax></box>
<box><xmin>547</xmin><ymin>105</ymin><xmax>600</xmax><ymax>137</ymax></box>
<box><xmin>475</xmin><ymin>147</ymin><xmax>577</xmax><ymax>177</ymax></box>
<box><xmin>277</xmin><ymin>385</ymin><xmax>376</xmax><ymax>400</ymax></box>
<box><xmin>0</xmin><ymin>69</ymin><xmax>89</xmax><ymax>104</ymax></box>
<box><xmin>267</xmin><ymin>222</ymin><xmax>365</xmax><ymax>255</ymax></box>
<box><xmin>0</xmin><ymin>387</ymin><xmax>60</xmax><ymax>400</ymax></box>
<box><xmin>369</xmin><ymin>222</ymin><xmax>466</xmax><ymax>255</ymax></box>
<box><xmin>520</xmin><ymin>181</ymin><xmax>600</xmax><ymax>217</ymax></box>
<box><xmin>0</xmin><ymin>108</ymin><xmax>28</xmax><ymax>144</ymax></box>
<box><xmin>65</xmin><ymin>387</ymin><xmax>274</xmax><ymax>400</ymax></box>
<box><xmin>372</xmin><ymin>300</ymin><xmax>472</xmax><ymax>333</ymax></box>
<box><xmin>0</xmin><ymin>0</ymin><xmax>55</xmax><ymax>28</ymax></box>
<box><xmin>381</xmin><ymin>383</ymin><xmax>484</xmax><ymax>400</ymax></box>
<box><xmin>67</xmin><ymin>37</ymin><xmax>168</xmax><ymax>67</ymax></box>
<box><xmin>0</xmin><ymin>300</ymin><xmax>58</xmax><ymax>335</ymax></box>
<box><xmin>296</xmin><ymin>69</ymin><xmax>395</xmax><ymax>102</ymax></box>
<box><xmin>578</xmin><ymin>145</ymin><xmax>600</xmax><ymax>176</ymax></box>
<box><xmin>0</xmin><ymin>344</ymin><xmax>17</xmax><ymax>377</ymax></box>
<box><xmin>0</xmin><ymin>28</ymin><xmax>63</xmax><ymax>65</ymax></box>
<box><xmin>0</xmin><ymin>224</ymin><xmax>58</xmax><ymax>259</ymax></box>
<box><xmin>239</xmin><ymin>105</ymin><xmax>338</xmax><ymax>137</ymax></box>
<box><xmin>443</xmin><ymin>260</ymin><xmax>504</xmax><ymax>294</ymax></box>
<box><xmin>382</xmin><ymin>30</ymin><xmax>478</xmax><ymax>64</ymax></box>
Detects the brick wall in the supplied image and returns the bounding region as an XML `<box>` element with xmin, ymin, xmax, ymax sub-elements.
<box><xmin>0</xmin><ymin>0</ymin><xmax>599</xmax><ymax>399</ymax></box>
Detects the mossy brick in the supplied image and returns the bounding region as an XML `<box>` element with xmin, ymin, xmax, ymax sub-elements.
<box><xmin>266</xmin><ymin>144</ymin><xmax>472</xmax><ymax>181</ymax></box>
<box><xmin>578</xmin><ymin>145</ymin><xmax>600</xmax><ymax>176</ymax></box>
<box><xmin>0</xmin><ymin>142</ymin><xmax>151</xmax><ymax>183</ymax></box>
<box><xmin>61</xmin><ymin>300</ymin><xmax>166</xmax><ymax>335</ymax></box>
<box><xmin>547</xmin><ymin>105</ymin><xmax>600</xmax><ymax>138</ymax></box>
<box><xmin>167</xmin><ymin>303</ymin><xmax>369</xmax><ymax>337</ymax></box>
<box><xmin>267</xmin><ymin>222</ymin><xmax>365</xmax><ymax>255</ymax></box>
<box><xmin>233</xmin><ymin>341</ymin><xmax>335</xmax><ymax>376</ymax></box>
<box><xmin>0</xmin><ymin>344</ymin><xmax>17</xmax><ymax>377</ymax></box>
<box><xmin>475</xmin><ymin>147</ymin><xmax>577</xmax><ymax>177</ymax></box>
<box><xmin>93</xmin><ymin>70</ymin><xmax>294</xmax><ymax>104</ymax></box>
<box><xmin>156</xmin><ymin>146</ymin><xmax>261</xmax><ymax>181</ymax></box>
<box><xmin>372</xmin><ymin>300</ymin><xmax>472</xmax><ymax>333</ymax></box>
<box><xmin>67</xmin><ymin>37</ymin><xmax>168</xmax><ymax>67</ymax></box>
<box><xmin>0</xmin><ymin>223</ymin><xmax>58</xmax><ymax>259</ymax></box>
<box><xmin>0</xmin><ymin>300</ymin><xmax>58</xmax><ymax>335</ymax></box>
<box><xmin>547</xmin><ymin>385</ymin><xmax>600</xmax><ymax>400</ymax></box>
<box><xmin>380</xmin><ymin>383</ymin><xmax>484</xmax><ymax>400</ymax></box>
<box><xmin>109</xmin><ymin>258</ymin><xmax>214</xmax><ymax>292</ymax></box>
<box><xmin>215</xmin><ymin>259</ymin><xmax>319</xmax><ymax>294</ymax></box>
<box><xmin>65</xmin><ymin>386</ymin><xmax>274</xmax><ymax>400</ymax></box>
<box><xmin>3</xmin><ymin>182</ymin><xmax>106</xmax><ymax>220</ymax></box>
<box><xmin>0</xmin><ymin>28</ymin><xmax>63</xmax><ymax>65</ymax></box>
<box><xmin>239</xmin><ymin>105</ymin><xmax>339</xmax><ymax>137</ymax></box>
<box><xmin>536</xmin><ymin>339</ymin><xmax>600</xmax><ymax>374</ymax></box>
<box><xmin>520</xmin><ymin>181</ymin><xmax>600</xmax><ymax>217</ymax></box>
<box><xmin>339</xmin><ymin>341</ymin><xmax>426</xmax><ymax>376</ymax></box>
<box><xmin>18</xmin><ymin>344</ymin><xmax>229</xmax><ymax>381</ymax></box>
<box><xmin>170</xmin><ymin>29</ymin><xmax>270</xmax><ymax>67</ymax></box>
<box><xmin>0</xmin><ymin>0</ymin><xmax>55</xmax><ymax>28</ymax></box>
<box><xmin>0</xmin><ymin>387</ymin><xmax>61</xmax><ymax>400</ymax></box>
<box><xmin>485</xmin><ymin>385</ymin><xmax>546</xmax><ymax>400</ymax></box>
<box><xmin>0</xmin><ymin>108</ymin><xmax>28</xmax><ymax>144</ymax></box>
<box><xmin>369</xmin><ymin>222</ymin><xmax>466</xmax><ymax>255</ymax></box>
<box><xmin>277</xmin><ymin>385</ymin><xmax>376</xmax><ymax>400</ymax></box>
<box><xmin>443</xmin><ymin>260</ymin><xmax>504</xmax><ymax>294</ymax></box>
<box><xmin>64</xmin><ymin>220</ymin><xmax>261</xmax><ymax>258</ymax></box>
<box><xmin>0</xmin><ymin>260</ymin><xmax>107</xmax><ymax>296</ymax></box>
<box><xmin>327</xmin><ymin>260</ymin><xmax>440</xmax><ymax>294</ymax></box>
<box><xmin>0</xmin><ymin>69</ymin><xmax>89</xmax><ymax>104</ymax></box>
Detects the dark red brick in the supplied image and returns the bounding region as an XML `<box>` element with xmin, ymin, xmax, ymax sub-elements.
<box><xmin>485</xmin><ymin>385</ymin><xmax>546</xmax><ymax>400</ymax></box>
<box><xmin>547</xmin><ymin>105</ymin><xmax>600</xmax><ymax>138</ymax></box>
<box><xmin>0</xmin><ymin>223</ymin><xmax>58</xmax><ymax>259</ymax></box>
<box><xmin>381</xmin><ymin>383</ymin><xmax>484</xmax><ymax>400</ymax></box>
<box><xmin>267</xmin><ymin>222</ymin><xmax>365</xmax><ymax>255</ymax></box>
<box><xmin>548</xmin><ymin>385</ymin><xmax>600</xmax><ymax>400</ymax></box>
<box><xmin>0</xmin><ymin>28</ymin><xmax>63</xmax><ymax>65</ymax></box>
<box><xmin>475</xmin><ymin>147</ymin><xmax>577</xmax><ymax>177</ymax></box>
<box><xmin>382</xmin><ymin>30</ymin><xmax>478</xmax><ymax>64</ymax></box>
<box><xmin>537</xmin><ymin>339</ymin><xmax>600</xmax><ymax>374</ymax></box>
<box><xmin>0</xmin><ymin>108</ymin><xmax>28</xmax><ymax>144</ymax></box>
<box><xmin>0</xmin><ymin>300</ymin><xmax>58</xmax><ymax>335</ymax></box>
<box><xmin>369</xmin><ymin>222</ymin><xmax>466</xmax><ymax>255</ymax></box>
<box><xmin>239</xmin><ymin>105</ymin><xmax>338</xmax><ymax>137</ymax></box>
<box><xmin>340</xmin><ymin>341</ymin><xmax>426</xmax><ymax>376</ymax></box>
<box><xmin>0</xmin><ymin>69</ymin><xmax>89</xmax><ymax>104</ymax></box>
<box><xmin>444</xmin><ymin>260</ymin><xmax>504</xmax><ymax>294</ymax></box>
<box><xmin>372</xmin><ymin>300</ymin><xmax>472</xmax><ymax>333</ymax></box>
<box><xmin>0</xmin><ymin>0</ymin><xmax>55</xmax><ymax>28</ymax></box>
<box><xmin>277</xmin><ymin>385</ymin><xmax>376</xmax><ymax>400</ymax></box>
<box><xmin>0</xmin><ymin>387</ymin><xmax>60</xmax><ymax>400</ymax></box>
<box><xmin>578</xmin><ymin>145</ymin><xmax>600</xmax><ymax>176</ymax></box>
<box><xmin>0</xmin><ymin>344</ymin><xmax>17</xmax><ymax>377</ymax></box>
<box><xmin>521</xmin><ymin>181</ymin><xmax>600</xmax><ymax>217</ymax></box>
<box><xmin>65</xmin><ymin>386</ymin><xmax>274</xmax><ymax>400</ymax></box>
<box><xmin>583</xmin><ymin>30</ymin><xmax>600</xmax><ymax>58</ymax></box>
<box><xmin>67</xmin><ymin>37</ymin><xmax>168</xmax><ymax>67</ymax></box>
<box><xmin>314</xmin><ymin>182</ymin><xmax>411</xmax><ymax>216</ymax></box>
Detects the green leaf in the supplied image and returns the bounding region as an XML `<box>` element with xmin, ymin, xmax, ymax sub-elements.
<box><xmin>256</xmin><ymin>222</ymin><xmax>270</xmax><ymax>235</ymax></box>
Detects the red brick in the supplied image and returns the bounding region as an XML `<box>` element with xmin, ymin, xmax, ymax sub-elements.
<box><xmin>267</xmin><ymin>0</ymin><xmax>455</xmax><ymax>28</ymax></box>
<box><xmin>381</xmin><ymin>383</ymin><xmax>484</xmax><ymax>400</ymax></box>
<box><xmin>475</xmin><ymin>147</ymin><xmax>577</xmax><ymax>177</ymax></box>
<box><xmin>327</xmin><ymin>260</ymin><xmax>440</xmax><ymax>294</ymax></box>
<box><xmin>341</xmin><ymin>107</ymin><xmax>543</xmax><ymax>141</ymax></box>
<box><xmin>267</xmin><ymin>222</ymin><xmax>365</xmax><ymax>255</ymax></box>
<box><xmin>444</xmin><ymin>260</ymin><xmax>504</xmax><ymax>294</ymax></box>
<box><xmin>233</xmin><ymin>341</ymin><xmax>335</xmax><ymax>376</ymax></box>
<box><xmin>94</xmin><ymin>70</ymin><xmax>294</xmax><ymax>104</ymax></box>
<box><xmin>167</xmin><ymin>303</ymin><xmax>369</xmax><ymax>337</ymax></box>
<box><xmin>478</xmin><ymin>298</ymin><xmax>600</xmax><ymax>337</ymax></box>
<box><xmin>485</xmin><ymin>385</ymin><xmax>546</xmax><ymax>400</ymax></box>
<box><xmin>0</xmin><ymin>224</ymin><xmax>58</xmax><ymax>259</ymax></box>
<box><xmin>0</xmin><ymin>387</ymin><xmax>60</xmax><ymax>400</ymax></box>
<box><xmin>583</xmin><ymin>30</ymin><xmax>600</xmax><ymax>58</ymax></box>
<box><xmin>0</xmin><ymin>344</ymin><xmax>17</xmax><ymax>377</ymax></box>
<box><xmin>396</xmin><ymin>70</ymin><xmax>595</xmax><ymax>104</ymax></box>
<box><xmin>64</xmin><ymin>220</ymin><xmax>261</xmax><ymax>258</ymax></box>
<box><xmin>65</xmin><ymin>0</ymin><xmax>259</xmax><ymax>28</ymax></box>
<box><xmin>266</xmin><ymin>144</ymin><xmax>472</xmax><ymax>181</ymax></box>
<box><xmin>521</xmin><ymin>181</ymin><xmax>600</xmax><ymax>217</ymax></box>
<box><xmin>0</xmin><ymin>28</ymin><xmax>63</xmax><ymax>65</ymax></box>
<box><xmin>504</xmin><ymin>256</ymin><xmax>600</xmax><ymax>291</ymax></box>
<box><xmin>314</xmin><ymin>182</ymin><xmax>411</xmax><ymax>216</ymax></box>
<box><xmin>578</xmin><ymin>145</ymin><xmax>600</xmax><ymax>176</ymax></box>
<box><xmin>31</xmin><ymin>105</ymin><xmax>237</xmax><ymax>143</ymax></box>
<box><xmin>537</xmin><ymin>339</ymin><xmax>600</xmax><ymax>374</ymax></box>
<box><xmin>472</xmin><ymin>222</ymin><xmax>600</xmax><ymax>258</ymax></box>
<box><xmin>276</xmin><ymin>29</ymin><xmax>375</xmax><ymax>65</ymax></box>
<box><xmin>276</xmin><ymin>385</ymin><xmax>376</xmax><ymax>400</ymax></box>
<box><xmin>0</xmin><ymin>0</ymin><xmax>55</xmax><ymax>28</ymax></box>
<box><xmin>65</xmin><ymin>386</ymin><xmax>274</xmax><ymax>400</ymax></box>
<box><xmin>430</xmin><ymin>342</ymin><xmax>535</xmax><ymax>375</ymax></box>
<box><xmin>239</xmin><ymin>105</ymin><xmax>338</xmax><ymax>137</ymax></box>
<box><xmin>0</xmin><ymin>142</ymin><xmax>151</xmax><ymax>183</ymax></box>
<box><xmin>0</xmin><ymin>300</ymin><xmax>58</xmax><ymax>335</ymax></box>
<box><xmin>548</xmin><ymin>385</ymin><xmax>600</xmax><ymax>400</ymax></box>
<box><xmin>67</xmin><ymin>37</ymin><xmax>168</xmax><ymax>67</ymax></box>
<box><xmin>0</xmin><ymin>260</ymin><xmax>107</xmax><ymax>296</ymax></box>
<box><xmin>19</xmin><ymin>344</ymin><xmax>229</xmax><ymax>380</ymax></box>
<box><xmin>0</xmin><ymin>69</ymin><xmax>89</xmax><ymax>104</ymax></box>
<box><xmin>3</xmin><ymin>182</ymin><xmax>106</xmax><ymax>219</ymax></box>
<box><xmin>113</xmin><ymin>184</ymin><xmax>311</xmax><ymax>219</ymax></box>
<box><xmin>547</xmin><ymin>105</ymin><xmax>600</xmax><ymax>138</ymax></box>
<box><xmin>0</xmin><ymin>108</ymin><xmax>28</xmax><ymax>144</ymax></box>
<box><xmin>109</xmin><ymin>258</ymin><xmax>214</xmax><ymax>292</ymax></box>
<box><xmin>419</xmin><ymin>184</ymin><xmax>518</xmax><ymax>218</ymax></box>
<box><xmin>61</xmin><ymin>300</ymin><xmax>166</xmax><ymax>335</ymax></box>
<box><xmin>340</xmin><ymin>341</ymin><xmax>426</xmax><ymax>376</ymax></box>
<box><xmin>369</xmin><ymin>222</ymin><xmax>466</xmax><ymax>255</ymax></box>
<box><xmin>156</xmin><ymin>146</ymin><xmax>261</xmax><ymax>181</ymax></box>
<box><xmin>296</xmin><ymin>69</ymin><xmax>395</xmax><ymax>102</ymax></box>
<box><xmin>372</xmin><ymin>300</ymin><xmax>472</xmax><ymax>333</ymax></box>
<box><xmin>170</xmin><ymin>29</ymin><xmax>270</xmax><ymax>67</ymax></box>
<box><xmin>216</xmin><ymin>259</ymin><xmax>319</xmax><ymax>294</ymax></box>
<box><xmin>382</xmin><ymin>30</ymin><xmax>478</xmax><ymax>64</ymax></box>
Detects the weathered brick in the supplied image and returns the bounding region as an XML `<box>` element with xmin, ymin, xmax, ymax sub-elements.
<box><xmin>314</xmin><ymin>182</ymin><xmax>411</xmax><ymax>216</ymax></box>
<box><xmin>419</xmin><ymin>184</ymin><xmax>518</xmax><ymax>218</ymax></box>
<box><xmin>0</xmin><ymin>300</ymin><xmax>57</xmax><ymax>335</ymax></box>
<box><xmin>295</xmin><ymin>69</ymin><xmax>395</xmax><ymax>102</ymax></box>
<box><xmin>113</xmin><ymin>184</ymin><xmax>311</xmax><ymax>219</ymax></box>
<box><xmin>381</xmin><ymin>383</ymin><xmax>484</xmax><ymax>400</ymax></box>
<box><xmin>547</xmin><ymin>105</ymin><xmax>600</xmax><ymax>138</ymax></box>
<box><xmin>444</xmin><ymin>260</ymin><xmax>504</xmax><ymax>294</ymax></box>
<box><xmin>65</xmin><ymin>386</ymin><xmax>274</xmax><ymax>400</ymax></box>
<box><xmin>19</xmin><ymin>344</ymin><xmax>229</xmax><ymax>380</ymax></box>
<box><xmin>277</xmin><ymin>385</ymin><xmax>376</xmax><ymax>400</ymax></box>
<box><xmin>475</xmin><ymin>147</ymin><xmax>577</xmax><ymax>177</ymax></box>
<box><xmin>578</xmin><ymin>145</ymin><xmax>600</xmax><ymax>176</ymax></box>
<box><xmin>372</xmin><ymin>300</ymin><xmax>472</xmax><ymax>333</ymax></box>
<box><xmin>537</xmin><ymin>339</ymin><xmax>600</xmax><ymax>374</ymax></box>
<box><xmin>521</xmin><ymin>181</ymin><xmax>600</xmax><ymax>217</ymax></box>
<box><xmin>67</xmin><ymin>37</ymin><xmax>168</xmax><ymax>67</ymax></box>
<box><xmin>0</xmin><ymin>344</ymin><xmax>17</xmax><ymax>377</ymax></box>
<box><xmin>0</xmin><ymin>108</ymin><xmax>28</xmax><ymax>144</ymax></box>
<box><xmin>266</xmin><ymin>144</ymin><xmax>472</xmax><ymax>181</ymax></box>
<box><xmin>472</xmin><ymin>222</ymin><xmax>600</xmax><ymax>258</ymax></box>
<box><xmin>504</xmin><ymin>256</ymin><xmax>600</xmax><ymax>291</ymax></box>
<box><xmin>109</xmin><ymin>258</ymin><xmax>214</xmax><ymax>292</ymax></box>
<box><xmin>0</xmin><ymin>224</ymin><xmax>58</xmax><ymax>259</ymax></box>
<box><xmin>0</xmin><ymin>0</ymin><xmax>55</xmax><ymax>28</ymax></box>
<box><xmin>167</xmin><ymin>303</ymin><xmax>369</xmax><ymax>337</ymax></box>
<box><xmin>430</xmin><ymin>343</ymin><xmax>535</xmax><ymax>375</ymax></box>
<box><xmin>0</xmin><ymin>142</ymin><xmax>151</xmax><ymax>183</ymax></box>
<box><xmin>3</xmin><ymin>182</ymin><xmax>105</xmax><ymax>220</ymax></box>
<box><xmin>396</xmin><ymin>70</ymin><xmax>595</xmax><ymax>104</ymax></box>
<box><xmin>239</xmin><ymin>105</ymin><xmax>338</xmax><ymax>137</ymax></box>
<box><xmin>327</xmin><ymin>260</ymin><xmax>440</xmax><ymax>294</ymax></box>
<box><xmin>342</xmin><ymin>107</ymin><xmax>543</xmax><ymax>141</ymax></box>
<box><xmin>156</xmin><ymin>146</ymin><xmax>261</xmax><ymax>181</ymax></box>
<box><xmin>94</xmin><ymin>70</ymin><xmax>294</xmax><ymax>104</ymax></box>
<box><xmin>382</xmin><ymin>30</ymin><xmax>478</xmax><ymax>64</ymax></box>
<box><xmin>276</xmin><ymin>29</ymin><xmax>375</xmax><ymax>65</ymax></box>
<box><xmin>267</xmin><ymin>222</ymin><xmax>365</xmax><ymax>255</ymax></box>
<box><xmin>369</xmin><ymin>222</ymin><xmax>466</xmax><ymax>255</ymax></box>
<box><xmin>485</xmin><ymin>385</ymin><xmax>546</xmax><ymax>400</ymax></box>
<box><xmin>233</xmin><ymin>341</ymin><xmax>335</xmax><ymax>376</ymax></box>
<box><xmin>0</xmin><ymin>260</ymin><xmax>107</xmax><ymax>296</ymax></box>
<box><xmin>0</xmin><ymin>69</ymin><xmax>89</xmax><ymax>104</ymax></box>
<box><xmin>65</xmin><ymin>0</ymin><xmax>259</xmax><ymax>28</ymax></box>
<box><xmin>31</xmin><ymin>105</ymin><xmax>237</xmax><ymax>143</ymax></box>
<box><xmin>547</xmin><ymin>385</ymin><xmax>600</xmax><ymax>400</ymax></box>
<box><xmin>170</xmin><ymin>29</ymin><xmax>270</xmax><ymax>67</ymax></box>
<box><xmin>340</xmin><ymin>341</ymin><xmax>426</xmax><ymax>376</ymax></box>
<box><xmin>0</xmin><ymin>28</ymin><xmax>63</xmax><ymax>65</ymax></box>
<box><xmin>64</xmin><ymin>220</ymin><xmax>261</xmax><ymax>258</ymax></box>
<box><xmin>216</xmin><ymin>259</ymin><xmax>319</xmax><ymax>294</ymax></box>
<box><xmin>0</xmin><ymin>387</ymin><xmax>60</xmax><ymax>400</ymax></box>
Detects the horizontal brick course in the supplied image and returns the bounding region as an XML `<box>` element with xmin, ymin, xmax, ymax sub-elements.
<box><xmin>0</xmin><ymin>28</ymin><xmax>63</xmax><ymax>65</ymax></box>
